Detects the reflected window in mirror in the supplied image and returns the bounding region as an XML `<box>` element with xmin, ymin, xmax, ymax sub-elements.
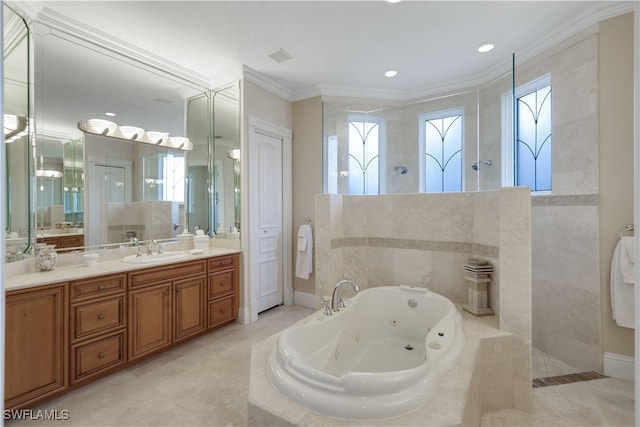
<box><xmin>419</xmin><ymin>109</ymin><xmax>464</xmax><ymax>193</ymax></box>
<box><xmin>163</xmin><ymin>152</ymin><xmax>185</xmax><ymax>202</ymax></box>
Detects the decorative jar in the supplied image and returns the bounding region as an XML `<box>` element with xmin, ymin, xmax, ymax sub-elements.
<box><xmin>35</xmin><ymin>244</ymin><xmax>57</xmax><ymax>271</ymax></box>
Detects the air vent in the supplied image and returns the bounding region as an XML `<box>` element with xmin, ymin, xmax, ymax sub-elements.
<box><xmin>268</xmin><ymin>48</ymin><xmax>294</xmax><ymax>63</ymax></box>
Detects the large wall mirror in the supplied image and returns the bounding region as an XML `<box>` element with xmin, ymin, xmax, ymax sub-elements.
<box><xmin>3</xmin><ymin>16</ymin><xmax>241</xmax><ymax>261</ymax></box>
<box><xmin>186</xmin><ymin>83</ymin><xmax>240</xmax><ymax>237</ymax></box>
<box><xmin>4</xmin><ymin>3</ymin><xmax>32</xmax><ymax>261</ymax></box>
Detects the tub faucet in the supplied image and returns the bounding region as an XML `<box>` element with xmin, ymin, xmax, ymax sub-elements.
<box><xmin>331</xmin><ymin>280</ymin><xmax>360</xmax><ymax>312</ymax></box>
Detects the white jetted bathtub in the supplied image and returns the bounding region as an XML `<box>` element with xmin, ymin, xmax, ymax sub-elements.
<box><xmin>267</xmin><ymin>285</ymin><xmax>465</xmax><ymax>420</ymax></box>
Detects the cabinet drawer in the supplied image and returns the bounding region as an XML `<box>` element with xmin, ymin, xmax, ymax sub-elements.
<box><xmin>70</xmin><ymin>274</ymin><xmax>126</xmax><ymax>302</ymax></box>
<box><xmin>37</xmin><ymin>237</ymin><xmax>60</xmax><ymax>247</ymax></box>
<box><xmin>71</xmin><ymin>332</ymin><xmax>125</xmax><ymax>383</ymax></box>
<box><xmin>208</xmin><ymin>254</ymin><xmax>236</xmax><ymax>272</ymax></box>
<box><xmin>208</xmin><ymin>271</ymin><xmax>234</xmax><ymax>300</ymax></box>
<box><xmin>129</xmin><ymin>260</ymin><xmax>207</xmax><ymax>288</ymax></box>
<box><xmin>61</xmin><ymin>235</ymin><xmax>84</xmax><ymax>248</ymax></box>
<box><xmin>72</xmin><ymin>296</ymin><xmax>125</xmax><ymax>341</ymax></box>
<box><xmin>208</xmin><ymin>296</ymin><xmax>235</xmax><ymax>328</ymax></box>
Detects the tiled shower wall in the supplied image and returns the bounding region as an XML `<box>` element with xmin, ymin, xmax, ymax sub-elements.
<box><xmin>315</xmin><ymin>187</ymin><xmax>532</xmax><ymax>411</ymax></box>
<box><xmin>518</xmin><ymin>28</ymin><xmax>603</xmax><ymax>372</ymax></box>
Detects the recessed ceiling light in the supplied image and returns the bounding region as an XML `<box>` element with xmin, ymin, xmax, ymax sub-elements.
<box><xmin>477</xmin><ymin>43</ymin><xmax>495</xmax><ymax>53</ymax></box>
<box><xmin>387</xmin><ymin>0</ymin><xmax>402</xmax><ymax>3</ymax></box>
<box><xmin>105</xmin><ymin>112</ymin><xmax>116</xmax><ymax>117</ymax></box>
<box><xmin>384</xmin><ymin>70</ymin><xmax>398</xmax><ymax>78</ymax></box>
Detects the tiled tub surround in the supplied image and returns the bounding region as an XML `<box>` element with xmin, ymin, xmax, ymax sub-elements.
<box><xmin>249</xmin><ymin>308</ymin><xmax>512</xmax><ymax>426</ymax></box>
<box><xmin>314</xmin><ymin>188</ymin><xmax>532</xmax><ymax>412</ymax></box>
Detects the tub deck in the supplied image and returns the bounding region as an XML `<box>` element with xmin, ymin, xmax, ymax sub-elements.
<box><xmin>249</xmin><ymin>306</ymin><xmax>515</xmax><ymax>426</ymax></box>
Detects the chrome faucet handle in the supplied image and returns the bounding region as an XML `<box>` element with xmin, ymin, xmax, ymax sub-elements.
<box><xmin>146</xmin><ymin>239</ymin><xmax>160</xmax><ymax>255</ymax></box>
<box><xmin>157</xmin><ymin>244</ymin><xmax>163</xmax><ymax>254</ymax></box>
<box><xmin>321</xmin><ymin>298</ymin><xmax>332</xmax><ymax>316</ymax></box>
<box><xmin>338</xmin><ymin>296</ymin><xmax>346</xmax><ymax>309</ymax></box>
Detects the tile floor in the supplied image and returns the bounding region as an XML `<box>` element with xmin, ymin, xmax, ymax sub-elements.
<box><xmin>482</xmin><ymin>348</ymin><xmax>635</xmax><ymax>426</ymax></box>
<box><xmin>4</xmin><ymin>305</ymin><xmax>636</xmax><ymax>427</ymax></box>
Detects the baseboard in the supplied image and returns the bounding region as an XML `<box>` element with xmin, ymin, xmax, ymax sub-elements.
<box><xmin>238</xmin><ymin>306</ymin><xmax>252</xmax><ymax>325</ymax></box>
<box><xmin>603</xmin><ymin>352</ymin><xmax>635</xmax><ymax>381</ymax></box>
<box><xmin>293</xmin><ymin>291</ymin><xmax>316</xmax><ymax>308</ymax></box>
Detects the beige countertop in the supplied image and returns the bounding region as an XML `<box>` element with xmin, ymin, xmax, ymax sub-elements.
<box><xmin>6</xmin><ymin>247</ymin><xmax>241</xmax><ymax>292</ymax></box>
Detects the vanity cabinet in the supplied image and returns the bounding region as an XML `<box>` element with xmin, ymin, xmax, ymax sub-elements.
<box><xmin>128</xmin><ymin>259</ymin><xmax>207</xmax><ymax>360</ymax></box>
<box><xmin>207</xmin><ymin>254</ymin><xmax>239</xmax><ymax>329</ymax></box>
<box><xmin>174</xmin><ymin>276</ymin><xmax>207</xmax><ymax>341</ymax></box>
<box><xmin>69</xmin><ymin>274</ymin><xmax>127</xmax><ymax>384</ymax></box>
<box><xmin>4</xmin><ymin>252</ymin><xmax>239</xmax><ymax>410</ymax></box>
<box><xmin>4</xmin><ymin>283</ymin><xmax>68</xmax><ymax>410</ymax></box>
<box><xmin>37</xmin><ymin>234</ymin><xmax>85</xmax><ymax>252</ymax></box>
<box><xmin>129</xmin><ymin>282</ymin><xmax>172</xmax><ymax>359</ymax></box>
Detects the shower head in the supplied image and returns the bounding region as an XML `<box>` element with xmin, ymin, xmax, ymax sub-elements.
<box><xmin>394</xmin><ymin>165</ymin><xmax>408</xmax><ymax>175</ymax></box>
<box><xmin>471</xmin><ymin>159</ymin><xmax>492</xmax><ymax>171</ymax></box>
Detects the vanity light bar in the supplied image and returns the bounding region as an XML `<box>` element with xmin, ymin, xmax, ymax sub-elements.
<box><xmin>4</xmin><ymin>114</ymin><xmax>29</xmax><ymax>143</ymax></box>
<box><xmin>77</xmin><ymin>119</ymin><xmax>193</xmax><ymax>151</ymax></box>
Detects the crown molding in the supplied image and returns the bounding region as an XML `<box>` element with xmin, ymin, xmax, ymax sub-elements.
<box><xmin>33</xmin><ymin>7</ymin><xmax>211</xmax><ymax>90</ymax></box>
<box><xmin>242</xmin><ymin>65</ymin><xmax>294</xmax><ymax>101</ymax></box>
<box><xmin>290</xmin><ymin>1</ymin><xmax>635</xmax><ymax>103</ymax></box>
<box><xmin>12</xmin><ymin>0</ymin><xmax>635</xmax><ymax>104</ymax></box>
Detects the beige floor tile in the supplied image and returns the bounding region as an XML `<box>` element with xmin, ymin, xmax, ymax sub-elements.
<box><xmin>5</xmin><ymin>304</ymin><xmax>314</xmax><ymax>427</ymax></box>
<box><xmin>6</xmin><ymin>306</ymin><xmax>634</xmax><ymax>427</ymax></box>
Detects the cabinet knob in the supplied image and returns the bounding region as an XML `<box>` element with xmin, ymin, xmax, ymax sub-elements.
<box><xmin>177</xmin><ymin>288</ymin><xmax>182</xmax><ymax>293</ymax></box>
<box><xmin>98</xmin><ymin>314</ymin><xmax>105</xmax><ymax>320</ymax></box>
<box><xmin>98</xmin><ymin>285</ymin><xmax>105</xmax><ymax>291</ymax></box>
<box><xmin>164</xmin><ymin>289</ymin><xmax>169</xmax><ymax>296</ymax></box>
<box><xmin>98</xmin><ymin>352</ymin><xmax>105</xmax><ymax>359</ymax></box>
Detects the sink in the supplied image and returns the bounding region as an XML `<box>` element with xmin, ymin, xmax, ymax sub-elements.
<box><xmin>122</xmin><ymin>250</ymin><xmax>188</xmax><ymax>264</ymax></box>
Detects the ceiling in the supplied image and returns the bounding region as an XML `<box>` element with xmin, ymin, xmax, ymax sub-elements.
<box><xmin>21</xmin><ymin>0</ymin><xmax>633</xmax><ymax>102</ymax></box>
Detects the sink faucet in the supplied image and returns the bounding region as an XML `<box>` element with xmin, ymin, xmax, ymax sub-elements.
<box><xmin>130</xmin><ymin>237</ymin><xmax>142</xmax><ymax>257</ymax></box>
<box><xmin>331</xmin><ymin>279</ymin><xmax>360</xmax><ymax>312</ymax></box>
<box><xmin>147</xmin><ymin>239</ymin><xmax>159</xmax><ymax>255</ymax></box>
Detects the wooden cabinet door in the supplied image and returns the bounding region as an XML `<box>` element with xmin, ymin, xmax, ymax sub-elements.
<box><xmin>174</xmin><ymin>276</ymin><xmax>206</xmax><ymax>342</ymax></box>
<box><xmin>5</xmin><ymin>284</ymin><xmax>68</xmax><ymax>410</ymax></box>
<box><xmin>128</xmin><ymin>283</ymin><xmax>172</xmax><ymax>360</ymax></box>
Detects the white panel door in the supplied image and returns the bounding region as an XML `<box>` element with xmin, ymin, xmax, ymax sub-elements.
<box><xmin>255</xmin><ymin>131</ymin><xmax>283</xmax><ymax>312</ymax></box>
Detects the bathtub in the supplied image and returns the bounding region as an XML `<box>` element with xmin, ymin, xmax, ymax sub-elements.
<box><xmin>267</xmin><ymin>285</ymin><xmax>465</xmax><ymax>420</ymax></box>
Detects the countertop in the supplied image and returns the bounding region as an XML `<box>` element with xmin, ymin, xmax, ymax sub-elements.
<box><xmin>5</xmin><ymin>247</ymin><xmax>241</xmax><ymax>292</ymax></box>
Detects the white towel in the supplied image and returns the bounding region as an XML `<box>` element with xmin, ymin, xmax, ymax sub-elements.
<box><xmin>295</xmin><ymin>224</ymin><xmax>313</xmax><ymax>280</ymax></box>
<box><xmin>621</xmin><ymin>236</ymin><xmax>635</xmax><ymax>284</ymax></box>
<box><xmin>611</xmin><ymin>239</ymin><xmax>635</xmax><ymax>329</ymax></box>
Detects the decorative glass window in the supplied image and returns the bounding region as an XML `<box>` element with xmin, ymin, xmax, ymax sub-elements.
<box><xmin>503</xmin><ymin>74</ymin><xmax>552</xmax><ymax>192</ymax></box>
<box><xmin>516</xmin><ymin>85</ymin><xmax>552</xmax><ymax>191</ymax></box>
<box><xmin>347</xmin><ymin>117</ymin><xmax>382</xmax><ymax>195</ymax></box>
<box><xmin>419</xmin><ymin>110</ymin><xmax>463</xmax><ymax>193</ymax></box>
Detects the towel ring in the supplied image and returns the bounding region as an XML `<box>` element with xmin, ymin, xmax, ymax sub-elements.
<box><xmin>619</xmin><ymin>224</ymin><xmax>634</xmax><ymax>238</ymax></box>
